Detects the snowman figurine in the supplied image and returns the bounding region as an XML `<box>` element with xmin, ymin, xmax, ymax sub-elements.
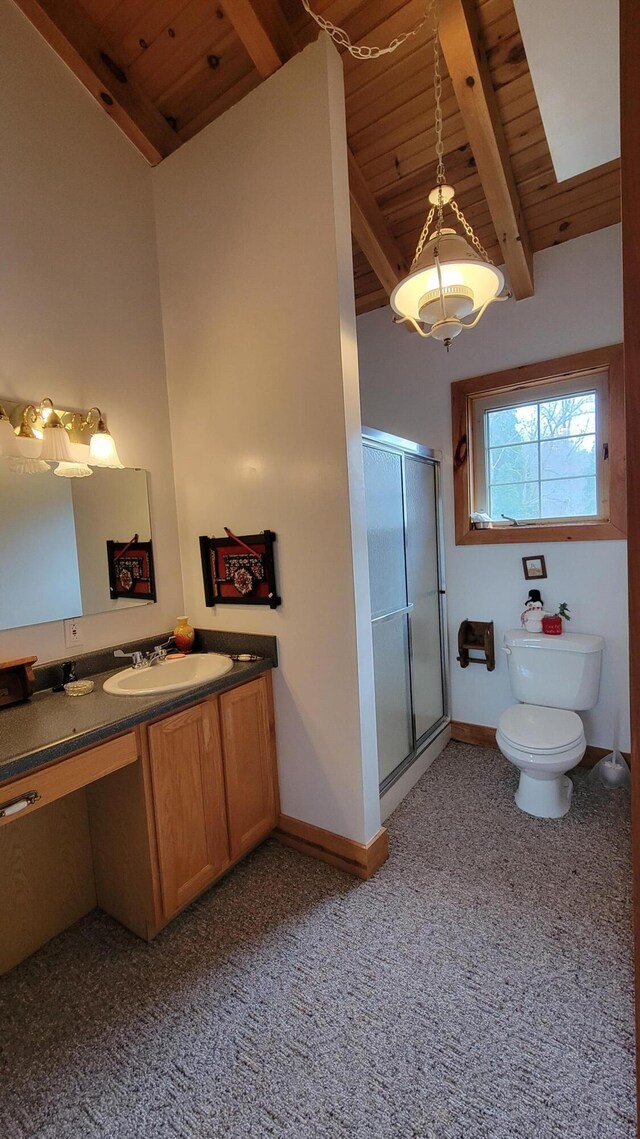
<box><xmin>520</xmin><ymin>589</ymin><xmax>547</xmax><ymax>633</ymax></box>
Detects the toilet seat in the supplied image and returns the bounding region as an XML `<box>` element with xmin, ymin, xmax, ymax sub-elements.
<box><xmin>498</xmin><ymin>704</ymin><xmax>584</xmax><ymax>753</ymax></box>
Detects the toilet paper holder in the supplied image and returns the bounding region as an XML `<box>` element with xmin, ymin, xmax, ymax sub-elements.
<box><xmin>457</xmin><ymin>620</ymin><xmax>495</xmax><ymax>671</ymax></box>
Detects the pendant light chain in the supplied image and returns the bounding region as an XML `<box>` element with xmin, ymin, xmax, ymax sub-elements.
<box><xmin>412</xmin><ymin>0</ymin><xmax>445</xmax><ymax>269</ymax></box>
<box><xmin>432</xmin><ymin>0</ymin><xmax>445</xmax><ymax>190</ymax></box>
<box><xmin>449</xmin><ymin>198</ymin><xmax>491</xmax><ymax>262</ymax></box>
<box><xmin>301</xmin><ymin>0</ymin><xmax>509</xmax><ymax>347</ymax></box>
<box><xmin>300</xmin><ymin>0</ymin><xmax>436</xmax><ymax>59</ymax></box>
<box><xmin>411</xmin><ymin>207</ymin><xmax>435</xmax><ymax>269</ymax></box>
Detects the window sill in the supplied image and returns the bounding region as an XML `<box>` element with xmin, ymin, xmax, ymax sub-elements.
<box><xmin>457</xmin><ymin>519</ymin><xmax>626</xmax><ymax>545</ymax></box>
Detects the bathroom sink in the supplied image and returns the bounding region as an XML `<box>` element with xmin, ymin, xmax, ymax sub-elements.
<box><xmin>103</xmin><ymin>653</ymin><xmax>234</xmax><ymax>697</ymax></box>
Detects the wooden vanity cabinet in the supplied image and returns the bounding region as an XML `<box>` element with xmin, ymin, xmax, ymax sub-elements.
<box><xmin>220</xmin><ymin>675</ymin><xmax>278</xmax><ymax>860</ymax></box>
<box><xmin>146</xmin><ymin>673</ymin><xmax>278</xmax><ymax>924</ymax></box>
<box><xmin>148</xmin><ymin>699</ymin><xmax>230</xmax><ymax>921</ymax></box>
<box><xmin>0</xmin><ymin>670</ymin><xmax>279</xmax><ymax>969</ymax></box>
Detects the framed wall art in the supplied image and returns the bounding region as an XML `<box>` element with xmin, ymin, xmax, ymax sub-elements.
<box><xmin>106</xmin><ymin>537</ymin><xmax>157</xmax><ymax>601</ymax></box>
<box><xmin>199</xmin><ymin>529</ymin><xmax>281</xmax><ymax>609</ymax></box>
<box><xmin>522</xmin><ymin>554</ymin><xmax>547</xmax><ymax>581</ymax></box>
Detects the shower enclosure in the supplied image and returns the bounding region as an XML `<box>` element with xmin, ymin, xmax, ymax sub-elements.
<box><xmin>363</xmin><ymin>428</ymin><xmax>449</xmax><ymax>793</ymax></box>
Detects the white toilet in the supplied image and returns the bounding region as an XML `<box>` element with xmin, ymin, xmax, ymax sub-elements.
<box><xmin>496</xmin><ymin>628</ymin><xmax>604</xmax><ymax>818</ymax></box>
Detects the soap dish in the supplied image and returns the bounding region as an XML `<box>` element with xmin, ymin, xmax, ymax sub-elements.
<box><xmin>64</xmin><ymin>679</ymin><xmax>95</xmax><ymax>697</ymax></box>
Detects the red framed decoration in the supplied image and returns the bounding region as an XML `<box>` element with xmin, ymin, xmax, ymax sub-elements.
<box><xmin>106</xmin><ymin>537</ymin><xmax>157</xmax><ymax>601</ymax></box>
<box><xmin>199</xmin><ymin>529</ymin><xmax>281</xmax><ymax>609</ymax></box>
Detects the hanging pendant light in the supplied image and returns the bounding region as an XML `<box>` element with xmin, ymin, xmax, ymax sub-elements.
<box><xmin>87</xmin><ymin>408</ymin><xmax>123</xmax><ymax>468</ymax></box>
<box><xmin>390</xmin><ymin>4</ymin><xmax>510</xmax><ymax>349</ymax></box>
<box><xmin>39</xmin><ymin>399</ymin><xmax>74</xmax><ymax>462</ymax></box>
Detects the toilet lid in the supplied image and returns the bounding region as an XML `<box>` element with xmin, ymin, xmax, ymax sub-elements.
<box><xmin>498</xmin><ymin>704</ymin><xmax>584</xmax><ymax>753</ymax></box>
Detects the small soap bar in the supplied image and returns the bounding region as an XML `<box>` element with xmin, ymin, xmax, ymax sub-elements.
<box><xmin>64</xmin><ymin>679</ymin><xmax>95</xmax><ymax>697</ymax></box>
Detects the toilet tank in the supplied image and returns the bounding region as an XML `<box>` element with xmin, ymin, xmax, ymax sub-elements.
<box><xmin>504</xmin><ymin>629</ymin><xmax>604</xmax><ymax>710</ymax></box>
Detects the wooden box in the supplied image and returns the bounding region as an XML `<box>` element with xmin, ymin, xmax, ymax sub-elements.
<box><xmin>0</xmin><ymin>657</ymin><xmax>37</xmax><ymax>708</ymax></box>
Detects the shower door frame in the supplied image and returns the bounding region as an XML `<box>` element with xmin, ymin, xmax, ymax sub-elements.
<box><xmin>363</xmin><ymin>427</ymin><xmax>450</xmax><ymax>795</ymax></box>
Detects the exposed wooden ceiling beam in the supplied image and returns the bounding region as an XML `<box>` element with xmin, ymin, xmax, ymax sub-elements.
<box><xmin>222</xmin><ymin>0</ymin><xmax>297</xmax><ymax>78</ymax></box>
<box><xmin>439</xmin><ymin>0</ymin><xmax>534</xmax><ymax>299</ymax></box>
<box><xmin>348</xmin><ymin>150</ymin><xmax>407</xmax><ymax>296</ymax></box>
<box><xmin>223</xmin><ymin>0</ymin><xmax>407</xmax><ymax>298</ymax></box>
<box><xmin>12</xmin><ymin>0</ymin><xmax>181</xmax><ymax>165</ymax></box>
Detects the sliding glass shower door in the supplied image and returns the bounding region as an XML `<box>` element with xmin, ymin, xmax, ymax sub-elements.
<box><xmin>363</xmin><ymin>429</ymin><xmax>448</xmax><ymax>791</ymax></box>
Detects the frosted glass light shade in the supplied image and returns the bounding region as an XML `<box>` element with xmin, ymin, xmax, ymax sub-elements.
<box><xmin>0</xmin><ymin>411</ymin><xmax>19</xmax><ymax>457</ymax></box>
<box><xmin>53</xmin><ymin>462</ymin><xmax>93</xmax><ymax>478</ymax></box>
<box><xmin>391</xmin><ymin>229</ymin><xmax>504</xmax><ymax>326</ymax></box>
<box><xmin>89</xmin><ymin>426</ymin><xmax>123</xmax><ymax>468</ymax></box>
<box><xmin>8</xmin><ymin>457</ymin><xmax>51</xmax><ymax>474</ymax></box>
<box><xmin>40</xmin><ymin>413</ymin><xmax>73</xmax><ymax>462</ymax></box>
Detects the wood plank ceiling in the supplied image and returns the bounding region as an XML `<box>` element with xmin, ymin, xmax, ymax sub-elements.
<box><xmin>14</xmin><ymin>0</ymin><xmax>621</xmax><ymax>315</ymax></box>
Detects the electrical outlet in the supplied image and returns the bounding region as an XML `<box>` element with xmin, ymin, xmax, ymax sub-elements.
<box><xmin>64</xmin><ymin>618</ymin><xmax>84</xmax><ymax>649</ymax></box>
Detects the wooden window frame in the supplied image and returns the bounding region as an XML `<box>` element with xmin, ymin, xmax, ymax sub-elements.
<box><xmin>451</xmin><ymin>344</ymin><xmax>626</xmax><ymax>545</ymax></box>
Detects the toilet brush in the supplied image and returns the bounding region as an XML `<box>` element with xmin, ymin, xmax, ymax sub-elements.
<box><xmin>590</xmin><ymin>708</ymin><xmax>630</xmax><ymax>788</ymax></box>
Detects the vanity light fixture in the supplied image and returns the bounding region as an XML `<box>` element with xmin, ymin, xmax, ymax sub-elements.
<box><xmin>53</xmin><ymin>462</ymin><xmax>93</xmax><ymax>478</ymax></box>
<box><xmin>39</xmin><ymin>399</ymin><xmax>74</xmax><ymax>463</ymax></box>
<box><xmin>10</xmin><ymin>407</ymin><xmax>50</xmax><ymax>472</ymax></box>
<box><xmin>302</xmin><ymin>0</ymin><xmax>510</xmax><ymax>350</ymax></box>
<box><xmin>1</xmin><ymin>397</ymin><xmax>125</xmax><ymax>475</ymax></box>
<box><xmin>87</xmin><ymin>408</ymin><xmax>124</xmax><ymax>469</ymax></box>
<box><xmin>8</xmin><ymin>456</ymin><xmax>51</xmax><ymax>474</ymax></box>
<box><xmin>0</xmin><ymin>405</ymin><xmax>19</xmax><ymax>457</ymax></box>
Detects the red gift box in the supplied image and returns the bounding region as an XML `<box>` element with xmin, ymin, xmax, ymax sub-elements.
<box><xmin>542</xmin><ymin>615</ymin><xmax>563</xmax><ymax>635</ymax></box>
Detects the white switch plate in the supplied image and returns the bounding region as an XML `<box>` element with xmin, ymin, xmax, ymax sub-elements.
<box><xmin>64</xmin><ymin>618</ymin><xmax>84</xmax><ymax>649</ymax></box>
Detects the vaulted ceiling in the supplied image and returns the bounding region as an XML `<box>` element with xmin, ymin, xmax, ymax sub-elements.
<box><xmin>14</xmin><ymin>0</ymin><xmax>620</xmax><ymax>314</ymax></box>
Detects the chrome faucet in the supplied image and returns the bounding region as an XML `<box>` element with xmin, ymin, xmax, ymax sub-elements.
<box><xmin>114</xmin><ymin>649</ymin><xmax>148</xmax><ymax>670</ymax></box>
<box><xmin>148</xmin><ymin>636</ymin><xmax>176</xmax><ymax>665</ymax></box>
<box><xmin>114</xmin><ymin>637</ymin><xmax>176</xmax><ymax>670</ymax></box>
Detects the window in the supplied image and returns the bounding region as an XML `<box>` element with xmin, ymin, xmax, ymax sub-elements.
<box><xmin>451</xmin><ymin>345</ymin><xmax>625</xmax><ymax>545</ymax></box>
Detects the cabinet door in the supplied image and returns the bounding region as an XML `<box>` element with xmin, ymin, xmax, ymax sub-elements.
<box><xmin>219</xmin><ymin>675</ymin><xmax>278</xmax><ymax>861</ymax></box>
<box><xmin>148</xmin><ymin>700</ymin><xmax>230</xmax><ymax>920</ymax></box>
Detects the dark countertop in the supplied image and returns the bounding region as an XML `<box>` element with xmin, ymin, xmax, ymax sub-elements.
<box><xmin>0</xmin><ymin>656</ymin><xmax>273</xmax><ymax>786</ymax></box>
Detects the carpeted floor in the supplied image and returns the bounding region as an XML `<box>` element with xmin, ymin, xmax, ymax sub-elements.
<box><xmin>0</xmin><ymin>743</ymin><xmax>635</xmax><ymax>1139</ymax></box>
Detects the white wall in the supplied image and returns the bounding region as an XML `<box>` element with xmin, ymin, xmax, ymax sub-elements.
<box><xmin>0</xmin><ymin>0</ymin><xmax>183</xmax><ymax>663</ymax></box>
<box><xmin>153</xmin><ymin>38</ymin><xmax>380</xmax><ymax>843</ymax></box>
<box><xmin>358</xmin><ymin>225</ymin><xmax>628</xmax><ymax>750</ymax></box>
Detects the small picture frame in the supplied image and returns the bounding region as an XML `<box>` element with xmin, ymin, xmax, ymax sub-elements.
<box><xmin>522</xmin><ymin>554</ymin><xmax>547</xmax><ymax>581</ymax></box>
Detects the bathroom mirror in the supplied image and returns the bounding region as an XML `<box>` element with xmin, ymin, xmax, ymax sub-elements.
<box><xmin>0</xmin><ymin>460</ymin><xmax>154</xmax><ymax>632</ymax></box>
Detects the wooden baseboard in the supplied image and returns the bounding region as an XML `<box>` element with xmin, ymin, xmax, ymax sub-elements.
<box><xmin>450</xmin><ymin>720</ymin><xmax>629</xmax><ymax>768</ymax></box>
<box><xmin>450</xmin><ymin>720</ymin><xmax>496</xmax><ymax>748</ymax></box>
<box><xmin>273</xmin><ymin>815</ymin><xmax>388</xmax><ymax>880</ymax></box>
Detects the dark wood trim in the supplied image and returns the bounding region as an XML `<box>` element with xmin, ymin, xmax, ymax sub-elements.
<box><xmin>621</xmin><ymin>0</ymin><xmax>640</xmax><ymax>1118</ymax></box>
<box><xmin>450</xmin><ymin>720</ymin><xmax>628</xmax><ymax>769</ymax></box>
<box><xmin>273</xmin><ymin>815</ymin><xmax>388</xmax><ymax>880</ymax></box>
<box><xmin>451</xmin><ymin>344</ymin><xmax>626</xmax><ymax>545</ymax></box>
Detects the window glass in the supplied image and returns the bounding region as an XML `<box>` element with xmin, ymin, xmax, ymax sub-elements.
<box><xmin>484</xmin><ymin>390</ymin><xmax>598</xmax><ymax>522</ymax></box>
